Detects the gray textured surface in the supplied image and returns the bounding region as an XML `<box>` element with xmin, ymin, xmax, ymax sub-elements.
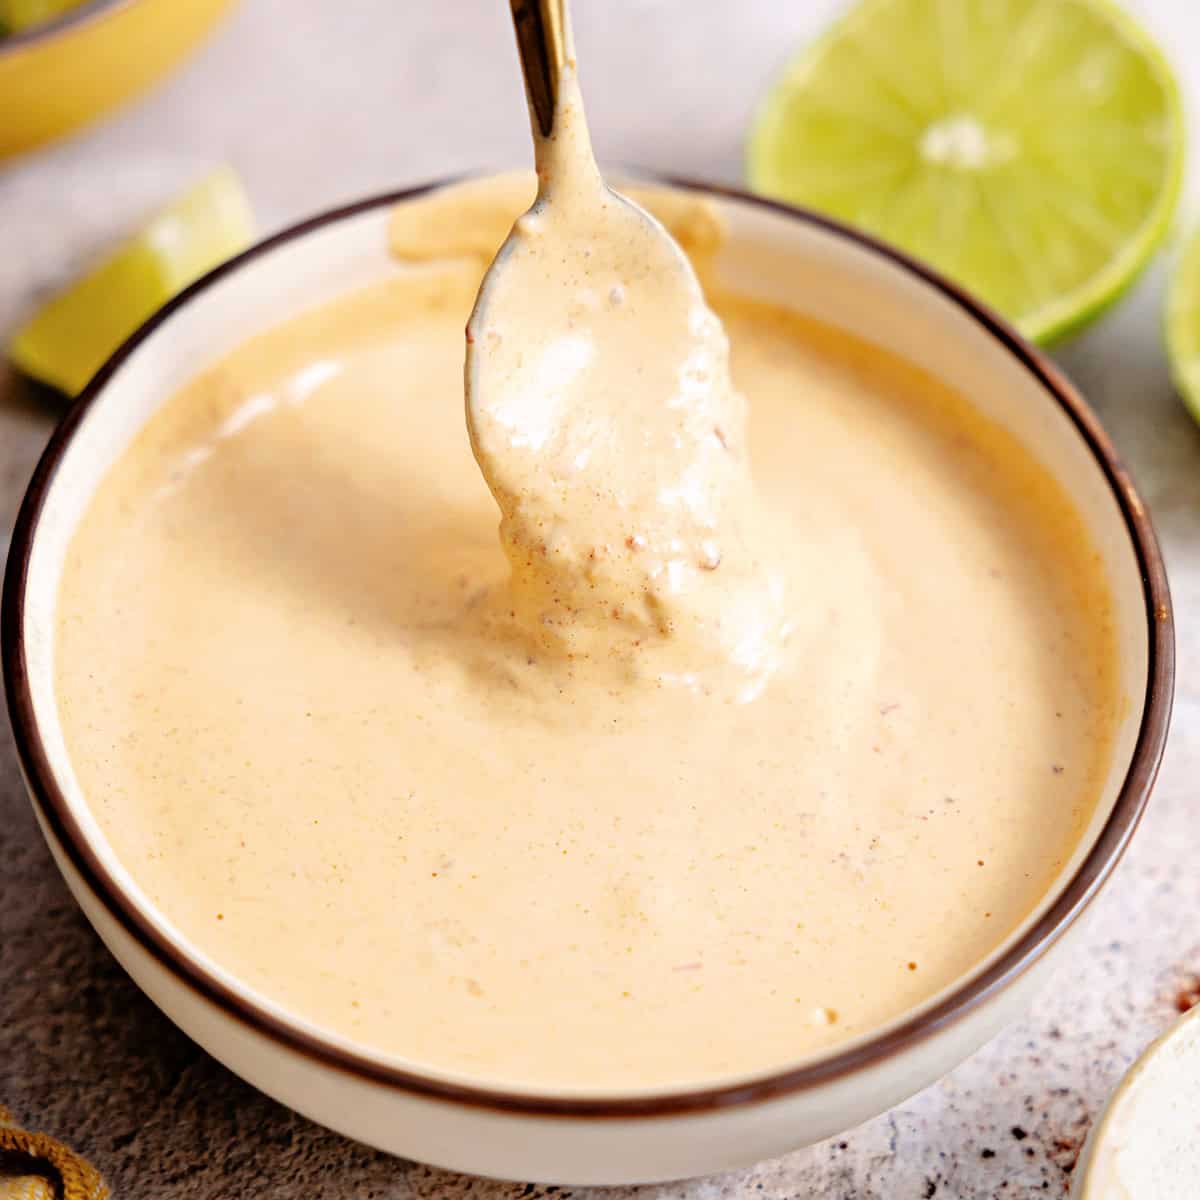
<box><xmin>1</xmin><ymin>1</ymin><xmax>1199</xmax><ymax>1196</ymax></box>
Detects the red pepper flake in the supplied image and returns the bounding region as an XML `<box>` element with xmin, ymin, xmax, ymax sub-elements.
<box><xmin>1175</xmin><ymin>974</ymin><xmax>1200</xmax><ymax>1013</ymax></box>
<box><xmin>1051</xmin><ymin>1137</ymin><xmax>1083</xmax><ymax>1176</ymax></box>
<box><xmin>672</xmin><ymin>962</ymin><xmax>703</xmax><ymax>972</ymax></box>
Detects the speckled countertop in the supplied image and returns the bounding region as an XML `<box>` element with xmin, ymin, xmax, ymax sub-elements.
<box><xmin>1</xmin><ymin>2</ymin><xmax>1199</xmax><ymax>1197</ymax></box>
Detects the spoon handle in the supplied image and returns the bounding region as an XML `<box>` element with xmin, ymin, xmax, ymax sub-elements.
<box><xmin>510</xmin><ymin>0</ymin><xmax>569</xmax><ymax>139</ymax></box>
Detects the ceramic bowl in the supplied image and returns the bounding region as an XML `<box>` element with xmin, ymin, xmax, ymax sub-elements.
<box><xmin>1071</xmin><ymin>1002</ymin><xmax>1200</xmax><ymax>1198</ymax></box>
<box><xmin>0</xmin><ymin>0</ymin><xmax>235</xmax><ymax>160</ymax></box>
<box><xmin>1</xmin><ymin>177</ymin><xmax>1174</xmax><ymax>1184</ymax></box>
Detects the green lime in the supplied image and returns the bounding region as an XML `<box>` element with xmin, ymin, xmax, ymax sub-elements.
<box><xmin>0</xmin><ymin>0</ymin><xmax>86</xmax><ymax>33</ymax></box>
<box><xmin>1165</xmin><ymin>225</ymin><xmax>1200</xmax><ymax>424</ymax></box>
<box><xmin>10</xmin><ymin>166</ymin><xmax>254</xmax><ymax>396</ymax></box>
<box><xmin>746</xmin><ymin>0</ymin><xmax>1184</xmax><ymax>344</ymax></box>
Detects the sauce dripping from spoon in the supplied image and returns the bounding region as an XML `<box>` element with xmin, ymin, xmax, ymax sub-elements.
<box><xmin>466</xmin><ymin>0</ymin><xmax>788</xmax><ymax>696</ymax></box>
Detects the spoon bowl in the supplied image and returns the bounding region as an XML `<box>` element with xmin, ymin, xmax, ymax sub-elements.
<box><xmin>466</xmin><ymin>0</ymin><xmax>722</xmax><ymax>517</ymax></box>
<box><xmin>466</xmin><ymin>0</ymin><xmax>773</xmax><ymax>679</ymax></box>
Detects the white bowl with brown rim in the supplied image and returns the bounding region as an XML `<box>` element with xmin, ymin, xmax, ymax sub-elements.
<box><xmin>1</xmin><ymin>176</ymin><xmax>1174</xmax><ymax>1184</ymax></box>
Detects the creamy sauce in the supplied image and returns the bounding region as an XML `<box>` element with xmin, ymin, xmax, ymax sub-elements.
<box><xmin>54</xmin><ymin>180</ymin><xmax>1119</xmax><ymax>1092</ymax></box>
<box><xmin>466</xmin><ymin>64</ymin><xmax>785</xmax><ymax>697</ymax></box>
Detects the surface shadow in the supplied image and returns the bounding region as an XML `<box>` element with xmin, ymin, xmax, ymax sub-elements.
<box><xmin>0</xmin><ymin>366</ymin><xmax>61</xmax><ymax>544</ymax></box>
<box><xmin>0</xmin><ymin>368</ymin><xmax>66</xmax><ymax>424</ymax></box>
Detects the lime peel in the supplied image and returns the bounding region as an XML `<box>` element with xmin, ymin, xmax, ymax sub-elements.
<box><xmin>1165</xmin><ymin>224</ymin><xmax>1200</xmax><ymax>426</ymax></box>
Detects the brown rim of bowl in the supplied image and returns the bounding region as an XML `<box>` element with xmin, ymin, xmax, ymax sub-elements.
<box><xmin>0</xmin><ymin>0</ymin><xmax>134</xmax><ymax>56</ymax></box>
<box><xmin>1</xmin><ymin>176</ymin><xmax>1175</xmax><ymax>1120</ymax></box>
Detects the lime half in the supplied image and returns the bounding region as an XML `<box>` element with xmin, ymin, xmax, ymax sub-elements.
<box><xmin>10</xmin><ymin>167</ymin><xmax>254</xmax><ymax>396</ymax></box>
<box><xmin>747</xmin><ymin>0</ymin><xmax>1184</xmax><ymax>344</ymax></box>
<box><xmin>1166</xmin><ymin>225</ymin><xmax>1200</xmax><ymax>425</ymax></box>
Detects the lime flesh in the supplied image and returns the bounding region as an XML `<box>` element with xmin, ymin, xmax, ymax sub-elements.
<box><xmin>747</xmin><ymin>0</ymin><xmax>1184</xmax><ymax>344</ymax></box>
<box><xmin>10</xmin><ymin>166</ymin><xmax>254</xmax><ymax>396</ymax></box>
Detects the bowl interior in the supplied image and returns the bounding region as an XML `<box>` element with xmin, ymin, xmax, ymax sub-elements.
<box><xmin>11</xmin><ymin>178</ymin><xmax>1156</xmax><ymax>1092</ymax></box>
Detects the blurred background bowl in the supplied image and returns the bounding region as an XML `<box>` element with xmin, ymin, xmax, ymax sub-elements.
<box><xmin>0</xmin><ymin>0</ymin><xmax>236</xmax><ymax>160</ymax></box>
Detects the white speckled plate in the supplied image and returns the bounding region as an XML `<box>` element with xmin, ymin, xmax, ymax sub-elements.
<box><xmin>1073</xmin><ymin>1002</ymin><xmax>1200</xmax><ymax>1198</ymax></box>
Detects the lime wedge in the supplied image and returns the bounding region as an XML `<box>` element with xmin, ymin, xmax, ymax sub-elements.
<box><xmin>10</xmin><ymin>167</ymin><xmax>254</xmax><ymax>396</ymax></box>
<box><xmin>746</xmin><ymin>0</ymin><xmax>1184</xmax><ymax>344</ymax></box>
<box><xmin>1166</xmin><ymin>226</ymin><xmax>1200</xmax><ymax>425</ymax></box>
<box><xmin>0</xmin><ymin>0</ymin><xmax>86</xmax><ymax>33</ymax></box>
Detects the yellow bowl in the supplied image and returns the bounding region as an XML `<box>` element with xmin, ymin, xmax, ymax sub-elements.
<box><xmin>0</xmin><ymin>0</ymin><xmax>236</xmax><ymax>160</ymax></box>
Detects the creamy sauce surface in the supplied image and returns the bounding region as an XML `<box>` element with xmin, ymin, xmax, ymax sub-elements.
<box><xmin>55</xmin><ymin>181</ymin><xmax>1119</xmax><ymax>1092</ymax></box>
